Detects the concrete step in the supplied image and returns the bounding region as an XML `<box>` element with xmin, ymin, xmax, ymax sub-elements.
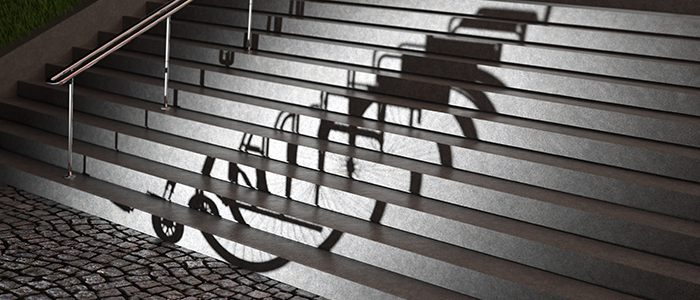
<box><xmin>17</xmin><ymin>77</ymin><xmax>700</xmax><ymax>268</ymax></box>
<box><xmin>176</xmin><ymin>0</ymin><xmax>700</xmax><ymax>62</ymax></box>
<box><xmin>5</xmin><ymin>1</ymin><xmax>700</xmax><ymax>299</ymax></box>
<box><xmin>3</xmin><ymin>98</ymin><xmax>698</xmax><ymax>299</ymax></box>
<box><xmin>208</xmin><ymin>0</ymin><xmax>700</xmax><ymax>36</ymax></box>
<box><xmin>60</xmin><ymin>48</ymin><xmax>700</xmax><ymax>223</ymax></box>
<box><xmin>17</xmin><ymin>76</ymin><xmax>700</xmax><ymax>265</ymax></box>
<box><xmin>157</xmin><ymin>3</ymin><xmax>700</xmax><ymax>119</ymax></box>
<box><xmin>0</xmin><ymin>145</ymin><xmax>471</xmax><ymax>300</ymax></box>
<box><xmin>109</xmin><ymin>32</ymin><xmax>700</xmax><ymax>181</ymax></box>
<box><xmin>130</xmin><ymin>17</ymin><xmax>700</xmax><ymax>147</ymax></box>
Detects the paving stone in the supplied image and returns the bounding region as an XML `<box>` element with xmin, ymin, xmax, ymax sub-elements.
<box><xmin>29</xmin><ymin>260</ymin><xmax>50</xmax><ymax>267</ymax></box>
<box><xmin>24</xmin><ymin>295</ymin><xmax>51</xmax><ymax>300</ymax></box>
<box><xmin>183</xmin><ymin>288</ymin><xmax>204</xmax><ymax>296</ymax></box>
<box><xmin>169</xmin><ymin>267</ymin><xmax>188</xmax><ymax>277</ymax></box>
<box><xmin>274</xmin><ymin>283</ymin><xmax>296</xmax><ymax>293</ymax></box>
<box><xmin>127</xmin><ymin>268</ymin><xmax>149</xmax><ymax>276</ymax></box>
<box><xmin>171</xmin><ymin>283</ymin><xmax>193</xmax><ymax>291</ymax></box>
<box><xmin>212</xmin><ymin>288</ymin><xmax>236</xmax><ymax>297</ymax></box>
<box><xmin>27</xmin><ymin>280</ymin><xmax>54</xmax><ymax>289</ymax></box>
<box><xmin>273</xmin><ymin>292</ymin><xmax>294</xmax><ymax>300</ymax></box>
<box><xmin>198</xmin><ymin>283</ymin><xmax>218</xmax><ymax>292</ymax></box>
<box><xmin>237</xmin><ymin>277</ymin><xmax>256</xmax><ymax>286</ymax></box>
<box><xmin>56</xmin><ymin>266</ymin><xmax>80</xmax><ymax>275</ymax></box>
<box><xmin>74</xmin><ymin>290</ymin><xmax>98</xmax><ymax>300</ymax></box>
<box><xmin>148</xmin><ymin>256</ymin><xmax>171</xmax><ymax>264</ymax></box>
<box><xmin>294</xmin><ymin>290</ymin><xmax>317</xmax><ymax>298</ymax></box>
<box><xmin>109</xmin><ymin>279</ymin><xmax>131</xmax><ymax>288</ymax></box>
<box><xmin>92</xmin><ymin>254</ymin><xmax>116</xmax><ymax>264</ymax></box>
<box><xmin>232</xmin><ymin>294</ymin><xmax>253</xmax><ymax>300</ymax></box>
<box><xmin>247</xmin><ymin>273</ymin><xmax>269</xmax><ymax>283</ymax></box>
<box><xmin>1</xmin><ymin>262</ymin><xmax>28</xmax><ymax>271</ymax></box>
<box><xmin>147</xmin><ymin>285</ymin><xmax>171</xmax><ymax>294</ymax></box>
<box><xmin>214</xmin><ymin>279</ymin><xmax>238</xmax><ymax>289</ymax></box>
<box><xmin>0</xmin><ymin>293</ymin><xmax>18</xmax><ymax>300</ymax></box>
<box><xmin>42</xmin><ymin>272</ymin><xmax>68</xmax><ymax>282</ymax></box>
<box><xmin>165</xmin><ymin>251</ymin><xmax>185</xmax><ymax>258</ymax></box>
<box><xmin>119</xmin><ymin>285</ymin><xmax>141</xmax><ymax>296</ymax></box>
<box><xmin>133</xmin><ymin>249</ymin><xmax>159</xmax><ymax>258</ymax></box>
<box><xmin>161</xmin><ymin>290</ymin><xmax>185</xmax><ymax>299</ymax></box>
<box><xmin>212</xmin><ymin>267</ymin><xmax>236</xmax><ymax>275</ymax></box>
<box><xmin>81</xmin><ymin>274</ymin><xmax>106</xmax><ymax>285</ymax></box>
<box><xmin>67</xmin><ymin>259</ymin><xmax>91</xmax><ymax>267</ymax></box>
<box><xmin>11</xmin><ymin>286</ymin><xmax>38</xmax><ymax>297</ymax></box>
<box><xmin>65</xmin><ymin>284</ymin><xmax>88</xmax><ymax>294</ymax></box>
<box><xmin>247</xmin><ymin>290</ymin><xmax>272</xmax><ymax>299</ymax></box>
<box><xmin>14</xmin><ymin>276</ymin><xmax>35</xmax><ymax>284</ymax></box>
<box><xmin>156</xmin><ymin>276</ymin><xmax>180</xmax><ymax>285</ymax></box>
<box><xmin>135</xmin><ymin>280</ymin><xmax>161</xmax><ymax>289</ymax></box>
<box><xmin>190</xmin><ymin>268</ymin><xmax>211</xmax><ymax>277</ymax></box>
<box><xmin>150</xmin><ymin>269</ymin><xmax>169</xmax><ymax>278</ymax></box>
<box><xmin>198</xmin><ymin>292</ymin><xmax>219</xmax><ymax>299</ymax></box>
<box><xmin>233</xmin><ymin>285</ymin><xmax>254</xmax><ymax>294</ymax></box>
<box><xmin>200</xmin><ymin>274</ymin><xmax>221</xmax><ymax>281</ymax></box>
<box><xmin>45</xmin><ymin>287</ymin><xmax>71</xmax><ymax>298</ymax></box>
<box><xmin>0</xmin><ymin>280</ymin><xmax>19</xmax><ymax>290</ymax></box>
<box><xmin>180</xmin><ymin>276</ymin><xmax>202</xmax><ymax>286</ymax></box>
<box><xmin>81</xmin><ymin>263</ymin><xmax>104</xmax><ymax>272</ymax></box>
<box><xmin>0</xmin><ymin>185</ymin><xmax>319</xmax><ymax>300</ymax></box>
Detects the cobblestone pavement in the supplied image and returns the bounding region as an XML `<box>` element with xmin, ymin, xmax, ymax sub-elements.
<box><xmin>0</xmin><ymin>183</ymin><xmax>325</xmax><ymax>300</ymax></box>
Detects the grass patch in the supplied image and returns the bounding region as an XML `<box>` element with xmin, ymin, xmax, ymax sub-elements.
<box><xmin>0</xmin><ymin>0</ymin><xmax>85</xmax><ymax>48</ymax></box>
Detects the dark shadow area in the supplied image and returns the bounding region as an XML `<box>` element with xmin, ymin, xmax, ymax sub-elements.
<box><xmin>118</xmin><ymin>5</ymin><xmax>542</xmax><ymax>274</ymax></box>
<box><xmin>310</xmin><ymin>8</ymin><xmax>539</xmax><ymax>200</ymax></box>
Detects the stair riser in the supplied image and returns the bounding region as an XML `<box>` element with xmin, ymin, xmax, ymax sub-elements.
<box><xmin>4</xmin><ymin>125</ymin><xmax>688</xmax><ymax>299</ymax></box>
<box><xmin>0</xmin><ymin>100</ymin><xmax>116</xmax><ymax>151</ymax></box>
<box><xmin>0</xmin><ymin>130</ymin><xmax>84</xmax><ymax>173</ymax></box>
<box><xmin>66</xmin><ymin>53</ymin><xmax>700</xmax><ymax>222</ymax></box>
<box><xmin>123</xmin><ymin>28</ymin><xmax>700</xmax><ymax>119</ymax></box>
<box><xmin>92</xmin><ymin>39</ymin><xmax>700</xmax><ymax>184</ymax></box>
<box><xmin>198</xmin><ymin>0</ymin><xmax>700</xmax><ymax>39</ymax></box>
<box><xmin>137</xmin><ymin>13</ymin><xmax>700</xmax><ymax>93</ymax></box>
<box><xmin>160</xmin><ymin>8</ymin><xmax>700</xmax><ymax>119</ymax></box>
<box><xmin>171</xmin><ymin>1</ymin><xmax>700</xmax><ymax>66</ymax></box>
<box><xmin>14</xmin><ymin>81</ymin><xmax>700</xmax><ymax>267</ymax></box>
<box><xmin>17</xmin><ymin>81</ymin><xmax>147</xmax><ymax>127</ymax></box>
<box><xmin>0</xmin><ymin>121</ymin><xmax>569</xmax><ymax>299</ymax></box>
<box><xmin>126</xmin><ymin>24</ymin><xmax>700</xmax><ymax>150</ymax></box>
<box><xmin>0</xmin><ymin>158</ymin><xmax>408</xmax><ymax>300</ymax></box>
<box><xmin>4</xmin><ymin>1</ymin><xmax>700</xmax><ymax>299</ymax></box>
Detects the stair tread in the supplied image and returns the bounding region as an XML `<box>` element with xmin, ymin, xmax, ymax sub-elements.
<box><xmin>57</xmin><ymin>53</ymin><xmax>700</xmax><ymax>205</ymax></box>
<box><xmin>177</xmin><ymin>1</ymin><xmax>700</xmax><ymax>63</ymax></box>
<box><xmin>2</xmin><ymin>98</ymin><xmax>700</xmax><ymax>291</ymax></box>
<box><xmin>123</xmin><ymin>32</ymin><xmax>700</xmax><ymax>155</ymax></box>
<box><xmin>18</xmin><ymin>79</ymin><xmax>700</xmax><ymax>241</ymax></box>
<box><xmin>0</xmin><ymin>146</ymin><xmax>472</xmax><ymax>300</ymax></box>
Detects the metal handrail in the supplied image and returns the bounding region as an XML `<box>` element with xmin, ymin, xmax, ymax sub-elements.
<box><xmin>47</xmin><ymin>0</ymin><xmax>255</xmax><ymax>179</ymax></box>
<box><xmin>47</xmin><ymin>0</ymin><xmax>192</xmax><ymax>86</ymax></box>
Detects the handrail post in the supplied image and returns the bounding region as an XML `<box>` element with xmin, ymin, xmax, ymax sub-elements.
<box><xmin>247</xmin><ymin>0</ymin><xmax>253</xmax><ymax>52</ymax></box>
<box><xmin>65</xmin><ymin>78</ymin><xmax>76</xmax><ymax>180</ymax></box>
<box><xmin>162</xmin><ymin>15</ymin><xmax>172</xmax><ymax>111</ymax></box>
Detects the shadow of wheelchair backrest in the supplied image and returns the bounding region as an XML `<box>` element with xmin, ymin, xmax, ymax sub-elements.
<box><xmin>341</xmin><ymin>8</ymin><xmax>538</xmax><ymax>148</ymax></box>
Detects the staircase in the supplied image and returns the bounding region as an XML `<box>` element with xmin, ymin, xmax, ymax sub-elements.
<box><xmin>2</xmin><ymin>0</ymin><xmax>700</xmax><ymax>299</ymax></box>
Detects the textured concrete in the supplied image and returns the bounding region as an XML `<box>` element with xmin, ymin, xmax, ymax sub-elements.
<box><xmin>0</xmin><ymin>182</ymin><xmax>323</xmax><ymax>300</ymax></box>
